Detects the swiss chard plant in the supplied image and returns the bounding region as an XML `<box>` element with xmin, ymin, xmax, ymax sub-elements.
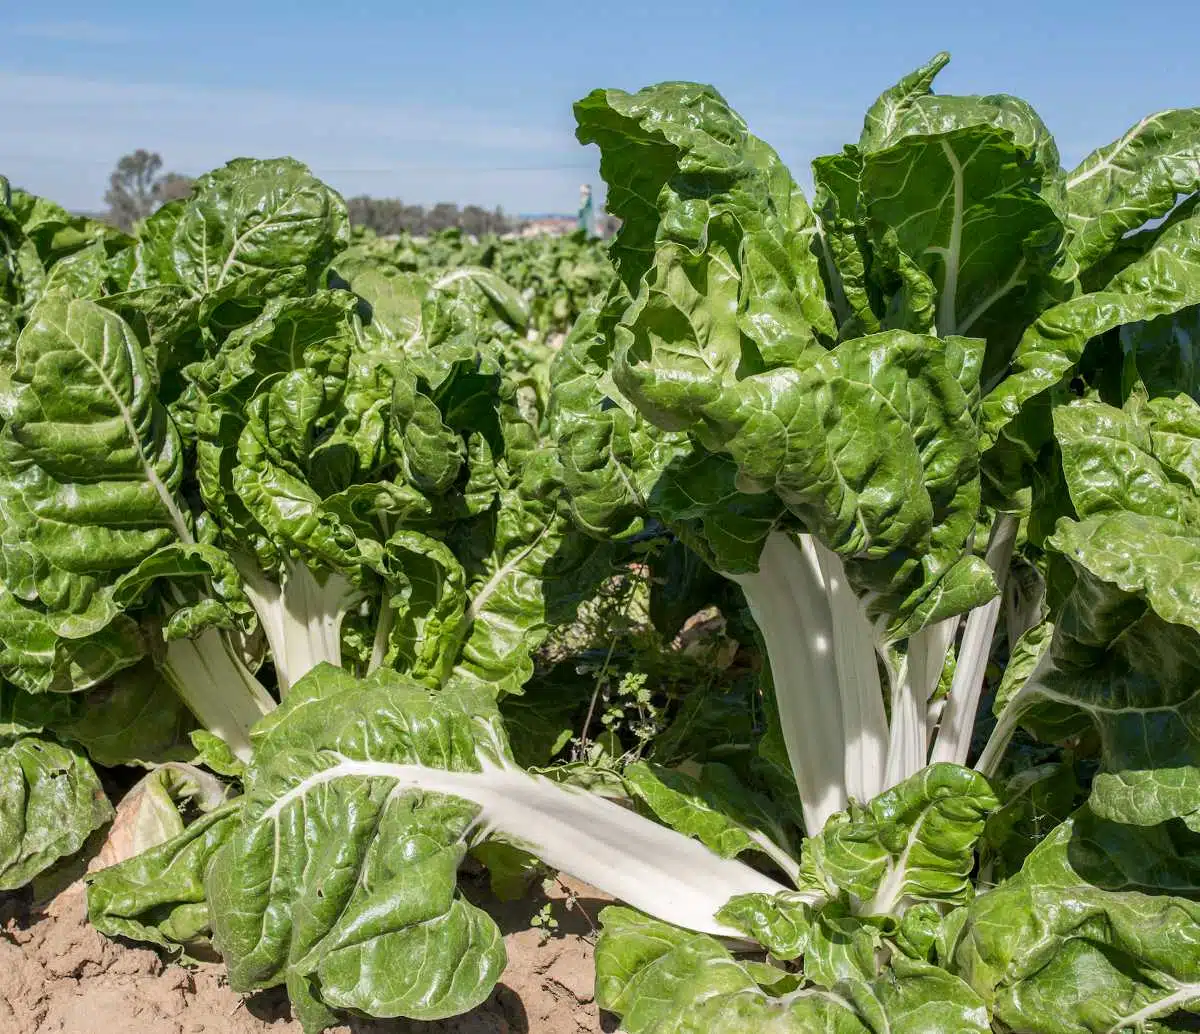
<box><xmin>546</xmin><ymin>53</ymin><xmax>1200</xmax><ymax>1033</ymax></box>
<box><xmin>0</xmin><ymin>161</ymin><xmax>609</xmax><ymax>908</ymax></box>
<box><xmin>0</xmin><ymin>52</ymin><xmax>1198</xmax><ymax>1034</ymax></box>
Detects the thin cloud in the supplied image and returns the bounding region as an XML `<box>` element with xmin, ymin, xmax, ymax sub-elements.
<box><xmin>8</xmin><ymin>21</ymin><xmax>144</xmax><ymax>44</ymax></box>
<box><xmin>0</xmin><ymin>71</ymin><xmax>594</xmax><ymax>214</ymax></box>
<box><xmin>0</xmin><ymin>71</ymin><xmax>874</xmax><ymax>215</ymax></box>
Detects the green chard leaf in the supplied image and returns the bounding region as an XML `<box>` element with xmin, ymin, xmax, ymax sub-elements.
<box><xmin>859</xmin><ymin>124</ymin><xmax>1062</xmax><ymax>344</ymax></box>
<box><xmin>87</xmin><ymin>798</ymin><xmax>241</xmax><ymax>955</ymax></box>
<box><xmin>623</xmin><ymin>760</ymin><xmax>799</xmax><ymax>880</ymax></box>
<box><xmin>990</xmin><ymin>394</ymin><xmax>1200</xmax><ymax>828</ymax></box>
<box><xmin>798</xmin><ymin>763</ymin><xmax>998</xmax><ymax>913</ymax></box>
<box><xmin>0</xmin><ymin>723</ymin><xmax>112</xmax><ymax>890</ymax></box>
<box><xmin>594</xmin><ymin>905</ymin><xmax>989</xmax><ymax>1034</ymax></box>
<box><xmin>956</xmin><ymin>809</ymin><xmax>1200</xmax><ymax>1034</ymax></box>
<box><xmin>0</xmin><ymin>294</ymin><xmax>191</xmax><ymax>683</ymax></box>
<box><xmin>1065</xmin><ymin>109</ymin><xmax>1200</xmax><ymax>273</ymax></box>
<box><xmin>984</xmin><ymin>205</ymin><xmax>1200</xmax><ymax>455</ymax></box>
<box><xmin>170</xmin><ymin>158</ymin><xmax>350</xmax><ymax>297</ymax></box>
<box><xmin>204</xmin><ymin>665</ymin><xmax>509</xmax><ymax>1027</ymax></box>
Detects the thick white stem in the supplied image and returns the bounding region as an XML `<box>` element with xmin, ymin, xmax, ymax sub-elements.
<box><xmin>162</xmin><ymin>628</ymin><xmax>276</xmax><ymax>762</ymax></box>
<box><xmin>301</xmin><ymin>565</ymin><xmax>348</xmax><ymax>685</ymax></box>
<box><xmin>235</xmin><ymin>557</ymin><xmax>287</xmax><ymax>681</ymax></box>
<box><xmin>262</xmin><ymin>754</ymin><xmax>789</xmax><ymax>939</ymax></box>
<box><xmin>728</xmin><ymin>531</ymin><xmax>847</xmax><ymax>834</ymax></box>
<box><xmin>736</xmin><ymin>827</ymin><xmax>802</xmax><ymax>886</ymax></box>
<box><xmin>975</xmin><ymin>706</ymin><xmax>1021</xmax><ymax>780</ymax></box>
<box><xmin>931</xmin><ymin>514</ymin><xmax>1019</xmax><ymax>766</ymax></box>
<box><xmin>235</xmin><ymin>555</ymin><xmax>359</xmax><ymax>695</ymax></box>
<box><xmin>811</xmin><ymin>540</ymin><xmax>888</xmax><ymax>804</ymax></box>
<box><xmin>884</xmin><ymin>618</ymin><xmax>955</xmax><ymax>788</ymax></box>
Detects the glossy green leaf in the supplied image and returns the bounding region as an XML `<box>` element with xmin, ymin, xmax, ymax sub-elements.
<box><xmin>860</xmin><ymin>125</ymin><xmax>1061</xmax><ymax>341</ymax></box>
<box><xmin>1017</xmin><ymin>394</ymin><xmax>1200</xmax><ymax>826</ymax></box>
<box><xmin>811</xmin><ymin>147</ymin><xmax>878</xmax><ymax>337</ymax></box>
<box><xmin>0</xmin><ymin>731</ymin><xmax>112</xmax><ymax>890</ymax></box>
<box><xmin>0</xmin><ymin>294</ymin><xmax>191</xmax><ymax>627</ymax></box>
<box><xmin>984</xmin><ymin>209</ymin><xmax>1200</xmax><ymax>451</ymax></box>
<box><xmin>595</xmin><ymin>904</ymin><xmax>989</xmax><ymax>1034</ymax></box>
<box><xmin>624</xmin><ymin>761</ymin><xmax>798</xmax><ymax>879</ymax></box>
<box><xmin>205</xmin><ymin>666</ymin><xmax>507</xmax><ymax>1026</ymax></box>
<box><xmin>87</xmin><ymin>800</ymin><xmax>241</xmax><ymax>954</ymax></box>
<box><xmin>956</xmin><ymin>809</ymin><xmax>1200</xmax><ymax>1034</ymax></box>
<box><xmin>857</xmin><ymin>52</ymin><xmax>949</xmax><ymax>152</ymax></box>
<box><xmin>171</xmin><ymin>158</ymin><xmax>349</xmax><ymax>296</ymax></box>
<box><xmin>37</xmin><ymin>661</ymin><xmax>195</xmax><ymax>767</ymax></box>
<box><xmin>799</xmin><ymin>763</ymin><xmax>998</xmax><ymax>914</ymax></box>
<box><xmin>594</xmin><ymin>906</ymin><xmax>866</xmax><ymax>1034</ymax></box>
<box><xmin>549</xmin><ymin>304</ymin><xmax>689</xmax><ymax>540</ymax></box>
<box><xmin>576</xmin><ymin>81</ymin><xmax>834</xmax><ymax>378</ymax></box>
<box><xmin>1065</xmin><ymin>109</ymin><xmax>1200</xmax><ymax>273</ymax></box>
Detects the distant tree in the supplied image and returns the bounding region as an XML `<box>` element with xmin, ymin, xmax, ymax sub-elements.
<box><xmin>104</xmin><ymin>150</ymin><xmax>194</xmax><ymax>231</ymax></box>
<box><xmin>460</xmin><ymin>204</ymin><xmax>509</xmax><ymax>237</ymax></box>
<box><xmin>426</xmin><ymin>202</ymin><xmax>458</xmax><ymax>233</ymax></box>
<box><xmin>154</xmin><ymin>171</ymin><xmax>195</xmax><ymax>206</ymax></box>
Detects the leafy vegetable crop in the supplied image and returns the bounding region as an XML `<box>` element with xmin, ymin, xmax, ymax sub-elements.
<box><xmin>343</xmin><ymin>224</ymin><xmax>615</xmax><ymax>336</ymax></box>
<box><xmin>0</xmin><ymin>51</ymin><xmax>1198</xmax><ymax>1034</ymax></box>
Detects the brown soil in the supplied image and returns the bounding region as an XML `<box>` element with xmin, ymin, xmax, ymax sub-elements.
<box><xmin>0</xmin><ymin>875</ymin><xmax>613</xmax><ymax>1034</ymax></box>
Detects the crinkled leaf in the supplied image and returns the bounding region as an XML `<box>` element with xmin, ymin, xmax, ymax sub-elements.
<box><xmin>714</xmin><ymin>891</ymin><xmax>814</xmax><ymax>960</ymax></box>
<box><xmin>811</xmin><ymin>147</ymin><xmax>878</xmax><ymax>337</ymax></box>
<box><xmin>956</xmin><ymin>809</ymin><xmax>1200</xmax><ymax>1034</ymax></box>
<box><xmin>594</xmin><ymin>906</ymin><xmax>865</xmax><ymax>1034</ymax></box>
<box><xmin>205</xmin><ymin>666</ymin><xmax>507</xmax><ymax>1026</ymax></box>
<box><xmin>984</xmin><ymin>208</ymin><xmax>1200</xmax><ymax>453</ymax></box>
<box><xmin>0</xmin><ymin>294</ymin><xmax>191</xmax><ymax>633</ymax></box>
<box><xmin>1065</xmin><ymin>109</ymin><xmax>1200</xmax><ymax>273</ymax></box>
<box><xmin>595</xmin><ymin>904</ymin><xmax>989</xmax><ymax>1034</ymax></box>
<box><xmin>799</xmin><ymin>763</ymin><xmax>997</xmax><ymax>913</ymax></box>
<box><xmin>574</xmin><ymin>81</ymin><xmax>835</xmax><ymax>355</ymax></box>
<box><xmin>171</xmin><ymin>158</ymin><xmax>349</xmax><ymax>296</ymax></box>
<box><xmin>550</xmin><ymin>304</ymin><xmax>690</xmax><ymax>539</ymax></box>
<box><xmin>87</xmin><ymin>799</ymin><xmax>241</xmax><ymax>954</ymax></box>
<box><xmin>860</xmin><ymin>125</ymin><xmax>1062</xmax><ymax>343</ymax></box>
<box><xmin>447</xmin><ymin>461</ymin><xmax>596</xmax><ymax>697</ymax></box>
<box><xmin>0</xmin><ymin>586</ymin><xmax>144</xmax><ymax>693</ymax></box>
<box><xmin>378</xmin><ymin>530</ymin><xmax>467</xmax><ymax>686</ymax></box>
<box><xmin>1044</xmin><ymin>513</ymin><xmax>1200</xmax><ymax>826</ymax></box>
<box><xmin>0</xmin><ymin>732</ymin><xmax>112</xmax><ymax>890</ymax></box>
<box><xmin>648</xmin><ymin>449</ymin><xmax>782</xmax><ymax>574</ymax></box>
<box><xmin>1032</xmin><ymin>396</ymin><xmax>1200</xmax><ymax>824</ymax></box>
<box><xmin>857</xmin><ymin>52</ymin><xmax>949</xmax><ymax>152</ymax></box>
<box><xmin>696</xmin><ymin>330</ymin><xmax>993</xmax><ymax>635</ymax></box>
<box><xmin>624</xmin><ymin>761</ymin><xmax>798</xmax><ymax>874</ymax></box>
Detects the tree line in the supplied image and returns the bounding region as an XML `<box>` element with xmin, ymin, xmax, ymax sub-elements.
<box><xmin>101</xmin><ymin>150</ymin><xmax>524</xmax><ymax>236</ymax></box>
<box><xmin>344</xmin><ymin>196</ymin><xmax>519</xmax><ymax>237</ymax></box>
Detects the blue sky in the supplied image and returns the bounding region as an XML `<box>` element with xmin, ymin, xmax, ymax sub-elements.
<box><xmin>1</xmin><ymin>0</ymin><xmax>1195</xmax><ymax>215</ymax></box>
